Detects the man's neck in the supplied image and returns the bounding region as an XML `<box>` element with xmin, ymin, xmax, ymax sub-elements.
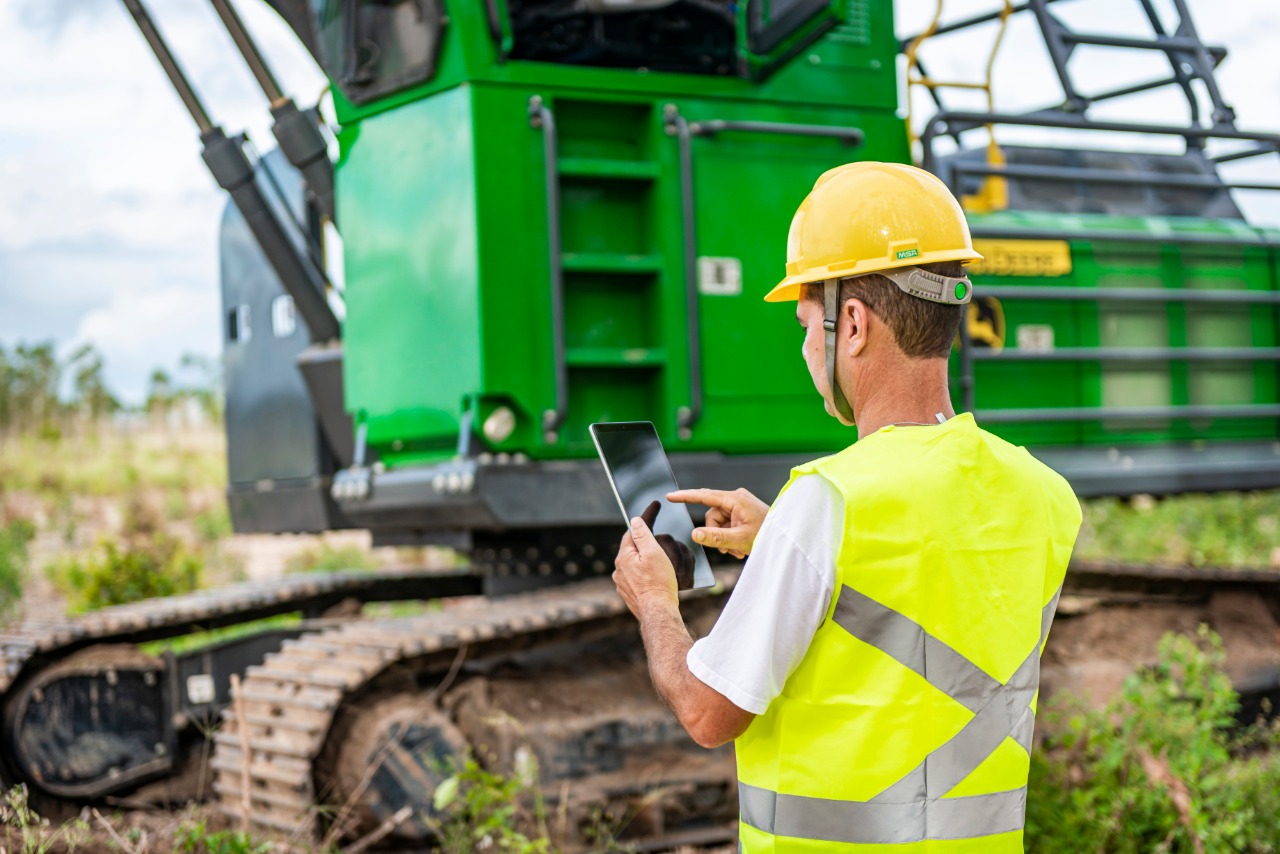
<box><xmin>849</xmin><ymin>355</ymin><xmax>956</xmax><ymax>440</ymax></box>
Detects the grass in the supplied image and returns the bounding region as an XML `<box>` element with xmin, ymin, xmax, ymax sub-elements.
<box><xmin>0</xmin><ymin>428</ymin><xmax>226</xmax><ymax>499</ymax></box>
<box><xmin>1077</xmin><ymin>491</ymin><xmax>1280</xmax><ymax>568</ymax></box>
<box><xmin>173</xmin><ymin>818</ymin><xmax>273</xmax><ymax>854</ymax></box>
<box><xmin>138</xmin><ymin>613</ymin><xmax>302</xmax><ymax>657</ymax></box>
<box><xmin>0</xmin><ymin>789</ymin><xmax>283</xmax><ymax>854</ymax></box>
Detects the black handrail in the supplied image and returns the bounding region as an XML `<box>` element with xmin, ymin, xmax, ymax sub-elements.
<box><xmin>529</xmin><ymin>96</ymin><xmax>567</xmax><ymax>443</ymax></box>
<box><xmin>952</xmin><ymin>161</ymin><xmax>1280</xmax><ymax>194</ymax></box>
<box><xmin>688</xmin><ymin>119</ymin><xmax>864</xmax><ymax>147</ymax></box>
<box><xmin>921</xmin><ymin>110</ymin><xmax>1280</xmax><ymax>174</ymax></box>
<box><xmin>665</xmin><ymin>106</ymin><xmax>704</xmax><ymax>439</ymax></box>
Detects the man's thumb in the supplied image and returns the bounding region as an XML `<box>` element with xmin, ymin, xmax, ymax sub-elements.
<box><xmin>630</xmin><ymin>515</ymin><xmax>655</xmax><ymax>547</ymax></box>
<box><xmin>692</xmin><ymin>527</ymin><xmax>723</xmax><ymax>547</ymax></box>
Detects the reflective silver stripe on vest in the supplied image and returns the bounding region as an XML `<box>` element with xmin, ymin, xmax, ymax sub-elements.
<box><xmin>853</xmin><ymin>586</ymin><xmax>1061</xmax><ymax>803</ymax></box>
<box><xmin>739</xmin><ymin>782</ymin><xmax>1028</xmax><ymax>845</ymax></box>
<box><xmin>738</xmin><ymin>586</ymin><xmax>1061</xmax><ymax>843</ymax></box>
<box><xmin>832</xmin><ymin>587</ymin><xmax>1004</xmax><ymax>714</ymax></box>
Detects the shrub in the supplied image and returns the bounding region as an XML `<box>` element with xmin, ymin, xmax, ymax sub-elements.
<box><xmin>429</xmin><ymin>757</ymin><xmax>550</xmax><ymax>854</ymax></box>
<box><xmin>54</xmin><ymin>532</ymin><xmax>202</xmax><ymax>612</ymax></box>
<box><xmin>1027</xmin><ymin>626</ymin><xmax>1280</xmax><ymax>853</ymax></box>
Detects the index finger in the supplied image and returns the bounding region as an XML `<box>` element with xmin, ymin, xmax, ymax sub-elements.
<box><xmin>666</xmin><ymin>488</ymin><xmax>736</xmax><ymax>510</ymax></box>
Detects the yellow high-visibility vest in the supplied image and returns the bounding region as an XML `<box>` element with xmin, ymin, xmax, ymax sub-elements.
<box><xmin>736</xmin><ymin>413</ymin><xmax>1080</xmax><ymax>852</ymax></box>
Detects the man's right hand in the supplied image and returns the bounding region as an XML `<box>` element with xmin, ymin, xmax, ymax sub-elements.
<box><xmin>666</xmin><ymin>488</ymin><xmax>769</xmax><ymax>559</ymax></box>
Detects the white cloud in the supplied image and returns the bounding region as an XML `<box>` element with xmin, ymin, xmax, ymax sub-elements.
<box><xmin>72</xmin><ymin>280</ymin><xmax>220</xmax><ymax>403</ymax></box>
<box><xmin>0</xmin><ymin>0</ymin><xmax>324</xmax><ymax>404</ymax></box>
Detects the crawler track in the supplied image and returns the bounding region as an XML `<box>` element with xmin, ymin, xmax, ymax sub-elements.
<box><xmin>1065</xmin><ymin>559</ymin><xmax>1280</xmax><ymax>599</ymax></box>
<box><xmin>0</xmin><ymin>568</ymin><xmax>481</xmax><ymax>694</ymax></box>
<box><xmin>209</xmin><ymin>572</ymin><xmax>737</xmax><ymax>842</ymax></box>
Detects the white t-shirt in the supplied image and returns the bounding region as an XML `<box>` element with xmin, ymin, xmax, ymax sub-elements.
<box><xmin>687</xmin><ymin>475</ymin><xmax>843</xmax><ymax>715</ymax></box>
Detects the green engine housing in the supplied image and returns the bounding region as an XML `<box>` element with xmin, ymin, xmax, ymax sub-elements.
<box><xmin>333</xmin><ymin>3</ymin><xmax>900</xmax><ymax>468</ymax></box>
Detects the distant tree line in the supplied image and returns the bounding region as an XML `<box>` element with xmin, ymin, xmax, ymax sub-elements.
<box><xmin>0</xmin><ymin>341</ymin><xmax>221</xmax><ymax>438</ymax></box>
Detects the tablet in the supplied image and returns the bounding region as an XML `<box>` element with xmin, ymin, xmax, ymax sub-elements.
<box><xmin>590</xmin><ymin>421</ymin><xmax>715</xmax><ymax>590</ymax></box>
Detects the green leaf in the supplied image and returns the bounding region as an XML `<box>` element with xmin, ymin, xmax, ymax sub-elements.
<box><xmin>433</xmin><ymin>775</ymin><xmax>460</xmax><ymax>812</ymax></box>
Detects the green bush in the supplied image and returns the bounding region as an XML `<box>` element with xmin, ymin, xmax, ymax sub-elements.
<box><xmin>1027</xmin><ymin>626</ymin><xmax>1280</xmax><ymax>853</ymax></box>
<box><xmin>430</xmin><ymin>757</ymin><xmax>550</xmax><ymax>854</ymax></box>
<box><xmin>0</xmin><ymin>516</ymin><xmax>35</xmax><ymax>623</ymax></box>
<box><xmin>54</xmin><ymin>532</ymin><xmax>202</xmax><ymax>612</ymax></box>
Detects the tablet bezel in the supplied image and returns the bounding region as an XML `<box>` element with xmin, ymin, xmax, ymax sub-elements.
<box><xmin>589</xmin><ymin>420</ymin><xmax>713</xmax><ymax>589</ymax></box>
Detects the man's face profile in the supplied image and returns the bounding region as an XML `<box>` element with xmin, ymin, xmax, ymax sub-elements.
<box><xmin>797</xmin><ymin>298</ymin><xmax>837</xmax><ymax>420</ymax></box>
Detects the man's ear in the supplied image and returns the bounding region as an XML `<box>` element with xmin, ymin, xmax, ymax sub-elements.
<box><xmin>842</xmin><ymin>297</ymin><xmax>871</xmax><ymax>358</ymax></box>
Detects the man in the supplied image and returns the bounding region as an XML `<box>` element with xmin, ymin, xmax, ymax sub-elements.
<box><xmin>612</xmin><ymin>161</ymin><xmax>1081</xmax><ymax>851</ymax></box>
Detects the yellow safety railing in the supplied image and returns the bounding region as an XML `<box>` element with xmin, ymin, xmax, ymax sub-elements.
<box><xmin>903</xmin><ymin>0</ymin><xmax>1015</xmax><ymax>212</ymax></box>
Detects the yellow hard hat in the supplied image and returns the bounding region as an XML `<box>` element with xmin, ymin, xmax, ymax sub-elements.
<box><xmin>765</xmin><ymin>161</ymin><xmax>984</xmax><ymax>302</ymax></box>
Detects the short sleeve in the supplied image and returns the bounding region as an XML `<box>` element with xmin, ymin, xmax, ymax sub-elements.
<box><xmin>687</xmin><ymin>475</ymin><xmax>842</xmax><ymax>714</ymax></box>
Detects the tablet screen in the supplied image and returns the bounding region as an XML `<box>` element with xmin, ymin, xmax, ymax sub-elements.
<box><xmin>590</xmin><ymin>421</ymin><xmax>715</xmax><ymax>590</ymax></box>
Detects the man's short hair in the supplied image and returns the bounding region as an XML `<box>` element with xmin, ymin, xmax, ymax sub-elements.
<box><xmin>801</xmin><ymin>261</ymin><xmax>965</xmax><ymax>359</ymax></box>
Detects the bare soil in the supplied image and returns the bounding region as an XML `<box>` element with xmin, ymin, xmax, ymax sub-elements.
<box><xmin>1041</xmin><ymin>589</ymin><xmax>1280</xmax><ymax>708</ymax></box>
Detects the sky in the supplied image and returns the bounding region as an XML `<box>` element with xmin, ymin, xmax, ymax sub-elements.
<box><xmin>0</xmin><ymin>0</ymin><xmax>1278</xmax><ymax>404</ymax></box>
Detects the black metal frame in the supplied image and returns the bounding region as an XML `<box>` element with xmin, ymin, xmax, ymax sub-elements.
<box><xmin>905</xmin><ymin>0</ymin><xmax>1243</xmax><ymax>143</ymax></box>
<box><xmin>920</xmin><ymin>110</ymin><xmax>1280</xmax><ymax>177</ymax></box>
<box><xmin>908</xmin><ymin>0</ymin><xmax>1280</xmax><ymax>179</ymax></box>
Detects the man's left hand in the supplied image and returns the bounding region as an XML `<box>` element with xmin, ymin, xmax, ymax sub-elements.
<box><xmin>613</xmin><ymin>509</ymin><xmax>680</xmax><ymax>618</ymax></box>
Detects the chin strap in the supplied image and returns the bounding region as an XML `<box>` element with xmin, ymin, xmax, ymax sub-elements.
<box><xmin>824</xmin><ymin>280</ymin><xmax>856</xmax><ymax>424</ymax></box>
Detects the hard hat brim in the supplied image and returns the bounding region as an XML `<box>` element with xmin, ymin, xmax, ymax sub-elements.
<box><xmin>764</xmin><ymin>247</ymin><xmax>985</xmax><ymax>302</ymax></box>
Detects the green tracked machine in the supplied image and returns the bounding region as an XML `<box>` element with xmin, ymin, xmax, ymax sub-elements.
<box><xmin>3</xmin><ymin>0</ymin><xmax>1280</xmax><ymax>848</ymax></box>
